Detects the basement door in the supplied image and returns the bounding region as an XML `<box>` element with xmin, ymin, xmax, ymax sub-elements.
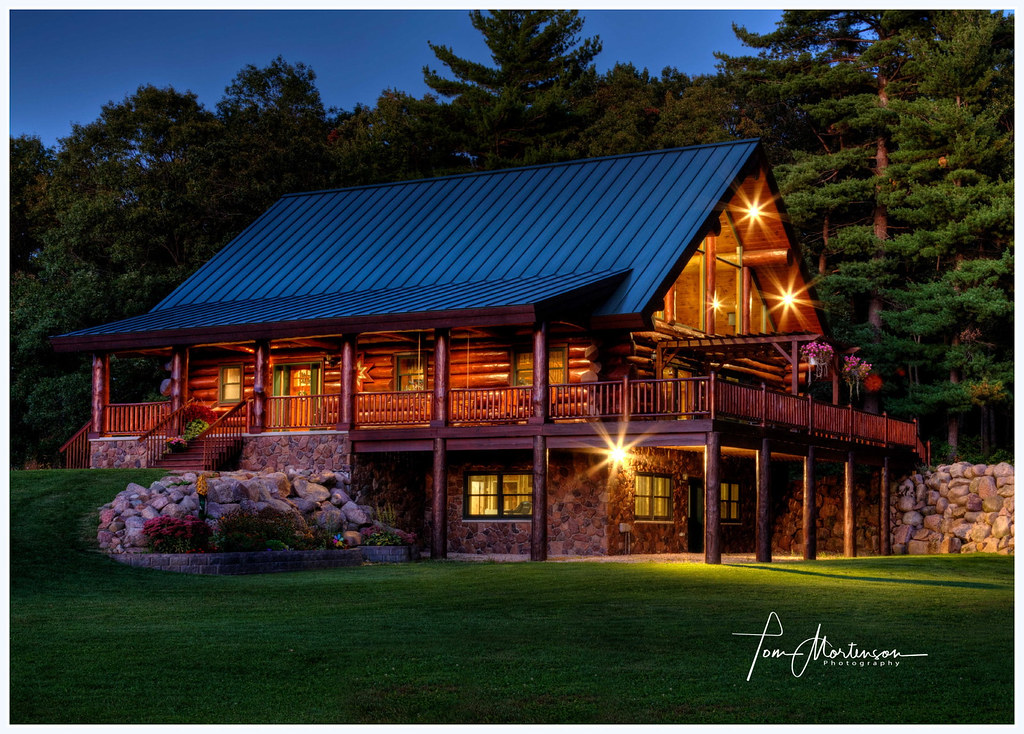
<box><xmin>687</xmin><ymin>477</ymin><xmax>704</xmax><ymax>553</ymax></box>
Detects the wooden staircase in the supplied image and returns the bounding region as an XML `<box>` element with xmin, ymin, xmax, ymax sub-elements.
<box><xmin>153</xmin><ymin>440</ymin><xmax>210</xmax><ymax>470</ymax></box>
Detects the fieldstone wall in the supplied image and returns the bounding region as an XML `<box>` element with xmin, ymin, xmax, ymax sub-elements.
<box><xmin>350</xmin><ymin>451</ymin><xmax>430</xmax><ymax>550</ymax></box>
<box><xmin>772</xmin><ymin>472</ymin><xmax>882</xmax><ymax>556</ymax></box>
<box><xmin>239</xmin><ymin>431</ymin><xmax>351</xmax><ymax>475</ymax></box>
<box><xmin>90</xmin><ymin>438</ymin><xmax>149</xmax><ymax>469</ymax></box>
<box><xmin>890</xmin><ymin>462</ymin><xmax>1014</xmax><ymax>555</ymax></box>
<box><xmin>97</xmin><ymin>468</ymin><xmax>375</xmax><ymax>555</ymax></box>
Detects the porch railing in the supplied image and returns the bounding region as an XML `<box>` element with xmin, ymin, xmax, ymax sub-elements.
<box><xmin>265</xmin><ymin>394</ymin><xmax>341</xmax><ymax>431</ymax></box>
<box><xmin>59</xmin><ymin>421</ymin><xmax>92</xmax><ymax>469</ymax></box>
<box><xmin>199</xmin><ymin>401</ymin><xmax>248</xmax><ymax>470</ymax></box>
<box><xmin>104</xmin><ymin>401</ymin><xmax>171</xmax><ymax>435</ymax></box>
<box><xmin>355</xmin><ymin>390</ymin><xmax>432</xmax><ymax>426</ymax></box>
<box><xmin>450</xmin><ymin>386</ymin><xmax>532</xmax><ymax>424</ymax></box>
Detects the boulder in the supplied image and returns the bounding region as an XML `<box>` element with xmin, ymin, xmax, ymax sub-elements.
<box><xmin>342</xmin><ymin>501</ymin><xmax>371</xmax><ymax>526</ymax></box>
<box><xmin>330</xmin><ymin>489</ymin><xmax>352</xmax><ymax>507</ymax></box>
<box><xmin>902</xmin><ymin>510</ymin><xmax>923</xmax><ymax>527</ymax></box>
<box><xmin>262</xmin><ymin>472</ymin><xmax>291</xmax><ymax>498</ymax></box>
<box><xmin>312</xmin><ymin>505</ymin><xmax>344</xmax><ymax>530</ymax></box>
<box><xmin>939</xmin><ymin>536</ymin><xmax>962</xmax><ymax>554</ymax></box>
<box><xmin>896</xmin><ymin>495</ymin><xmax>916</xmax><ymax>512</ymax></box>
<box><xmin>952</xmin><ymin>522</ymin><xmax>973</xmax><ymax>540</ymax></box>
<box><xmin>343</xmin><ymin>530</ymin><xmax>362</xmax><ymax>547</ymax></box>
<box><xmin>923</xmin><ymin>514</ymin><xmax>942</xmax><ymax>532</ymax></box>
<box><xmin>290</xmin><ymin>496</ymin><xmax>317</xmax><ymax>514</ymax></box>
<box><xmin>976</xmin><ymin>476</ymin><xmax>998</xmax><ymax>498</ymax></box>
<box><xmin>966</xmin><ymin>494</ymin><xmax>983</xmax><ymax>512</ymax></box>
<box><xmin>968</xmin><ymin>524</ymin><xmax>992</xmax><ymax>543</ymax></box>
<box><xmin>982</xmin><ymin>495</ymin><xmax>1004</xmax><ymax>513</ymax></box>
<box><xmin>907</xmin><ymin>539</ymin><xmax>931</xmax><ymax>555</ymax></box>
<box><xmin>893</xmin><ymin>524</ymin><xmax>915</xmax><ymax>545</ymax></box>
<box><xmin>293</xmin><ymin>478</ymin><xmax>331</xmax><ymax>503</ymax></box>
<box><xmin>992</xmin><ymin>516</ymin><xmax>1011</xmax><ymax>539</ymax></box>
<box><xmin>205</xmin><ymin>502</ymin><xmax>239</xmax><ymax>519</ymax></box>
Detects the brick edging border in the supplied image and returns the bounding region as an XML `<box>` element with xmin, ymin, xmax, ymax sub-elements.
<box><xmin>110</xmin><ymin>547</ymin><xmax>419</xmax><ymax>575</ymax></box>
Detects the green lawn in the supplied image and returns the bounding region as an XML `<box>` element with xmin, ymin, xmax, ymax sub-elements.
<box><xmin>10</xmin><ymin>469</ymin><xmax>1014</xmax><ymax>724</ymax></box>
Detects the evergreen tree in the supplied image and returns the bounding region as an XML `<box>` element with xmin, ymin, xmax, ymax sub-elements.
<box><xmin>423</xmin><ymin>10</ymin><xmax>601</xmax><ymax>168</ymax></box>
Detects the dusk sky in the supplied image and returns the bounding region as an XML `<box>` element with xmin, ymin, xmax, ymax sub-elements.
<box><xmin>9</xmin><ymin>7</ymin><xmax>783</xmax><ymax>148</ymax></box>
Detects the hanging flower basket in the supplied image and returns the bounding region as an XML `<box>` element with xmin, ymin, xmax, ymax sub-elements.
<box><xmin>842</xmin><ymin>356</ymin><xmax>873</xmax><ymax>398</ymax></box>
<box><xmin>800</xmin><ymin>341</ymin><xmax>834</xmax><ymax>380</ymax></box>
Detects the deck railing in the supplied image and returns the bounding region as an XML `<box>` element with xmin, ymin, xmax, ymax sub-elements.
<box><xmin>355</xmin><ymin>390</ymin><xmax>432</xmax><ymax>426</ymax></box>
<box><xmin>90</xmin><ymin>375</ymin><xmax>925</xmax><ymax>460</ymax></box>
<box><xmin>450</xmin><ymin>386</ymin><xmax>532</xmax><ymax>424</ymax></box>
<box><xmin>59</xmin><ymin>421</ymin><xmax>92</xmax><ymax>469</ymax></box>
<box><xmin>104</xmin><ymin>401</ymin><xmax>171</xmax><ymax>435</ymax></box>
<box><xmin>265</xmin><ymin>394</ymin><xmax>341</xmax><ymax>431</ymax></box>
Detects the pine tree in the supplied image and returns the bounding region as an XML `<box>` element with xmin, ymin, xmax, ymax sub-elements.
<box><xmin>423</xmin><ymin>10</ymin><xmax>601</xmax><ymax>168</ymax></box>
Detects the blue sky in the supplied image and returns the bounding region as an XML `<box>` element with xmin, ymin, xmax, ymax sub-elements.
<box><xmin>9</xmin><ymin>8</ymin><xmax>783</xmax><ymax>148</ymax></box>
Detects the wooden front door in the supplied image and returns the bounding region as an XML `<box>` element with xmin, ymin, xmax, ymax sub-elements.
<box><xmin>272</xmin><ymin>363</ymin><xmax>321</xmax><ymax>428</ymax></box>
<box><xmin>687</xmin><ymin>477</ymin><xmax>704</xmax><ymax>553</ymax></box>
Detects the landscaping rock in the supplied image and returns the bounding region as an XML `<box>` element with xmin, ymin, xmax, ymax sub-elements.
<box><xmin>342</xmin><ymin>501</ymin><xmax>371</xmax><ymax>526</ymax></box>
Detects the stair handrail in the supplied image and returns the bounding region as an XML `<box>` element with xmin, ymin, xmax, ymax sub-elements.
<box><xmin>59</xmin><ymin>421</ymin><xmax>93</xmax><ymax>469</ymax></box>
<box><xmin>138</xmin><ymin>398</ymin><xmax>197</xmax><ymax>467</ymax></box>
<box><xmin>197</xmin><ymin>400</ymin><xmax>249</xmax><ymax>470</ymax></box>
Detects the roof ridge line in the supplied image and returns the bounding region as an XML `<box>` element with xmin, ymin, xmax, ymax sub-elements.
<box><xmin>283</xmin><ymin>139</ymin><xmax>762</xmax><ymax>199</ymax></box>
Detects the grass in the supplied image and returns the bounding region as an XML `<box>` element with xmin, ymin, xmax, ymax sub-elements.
<box><xmin>10</xmin><ymin>469</ymin><xmax>1014</xmax><ymax>724</ymax></box>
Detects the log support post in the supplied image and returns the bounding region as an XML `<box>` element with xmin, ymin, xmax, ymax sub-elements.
<box><xmin>251</xmin><ymin>340</ymin><xmax>270</xmax><ymax>433</ymax></box>
<box><xmin>704</xmin><ymin>234</ymin><xmax>717</xmax><ymax>334</ymax></box>
<box><xmin>431</xmin><ymin>437</ymin><xmax>447</xmax><ymax>559</ymax></box>
<box><xmin>430</xmin><ymin>328</ymin><xmax>450</xmax><ymax>428</ymax></box>
<box><xmin>756</xmin><ymin>438</ymin><xmax>772</xmax><ymax>563</ymax></box>
<box><xmin>803</xmin><ymin>446</ymin><xmax>817</xmax><ymax>560</ymax></box>
<box><xmin>530</xmin><ymin>321</ymin><xmax>549</xmax><ymax>424</ymax></box>
<box><xmin>170</xmin><ymin>346</ymin><xmax>188</xmax><ymax>412</ymax></box>
<box><xmin>336</xmin><ymin>335</ymin><xmax>355</xmax><ymax>431</ymax></box>
<box><xmin>740</xmin><ymin>266</ymin><xmax>752</xmax><ymax>335</ymax></box>
<box><xmin>880</xmin><ymin>457</ymin><xmax>892</xmax><ymax>556</ymax></box>
<box><xmin>791</xmin><ymin>339</ymin><xmax>800</xmax><ymax>395</ymax></box>
<box><xmin>531</xmin><ymin>434</ymin><xmax>548</xmax><ymax>561</ymax></box>
<box><xmin>90</xmin><ymin>352</ymin><xmax>110</xmax><ymax>437</ymax></box>
<box><xmin>704</xmin><ymin>431</ymin><xmax>722</xmax><ymax>564</ymax></box>
<box><xmin>844</xmin><ymin>451</ymin><xmax>857</xmax><ymax>557</ymax></box>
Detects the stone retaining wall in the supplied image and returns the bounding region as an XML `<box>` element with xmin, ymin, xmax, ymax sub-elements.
<box><xmin>891</xmin><ymin>462</ymin><xmax>1014</xmax><ymax>555</ymax></box>
<box><xmin>112</xmin><ymin>548</ymin><xmax>364</xmax><ymax>574</ymax></box>
<box><xmin>772</xmin><ymin>472</ymin><xmax>882</xmax><ymax>556</ymax></box>
<box><xmin>239</xmin><ymin>432</ymin><xmax>351</xmax><ymax>475</ymax></box>
<box><xmin>90</xmin><ymin>437</ymin><xmax>149</xmax><ymax>469</ymax></box>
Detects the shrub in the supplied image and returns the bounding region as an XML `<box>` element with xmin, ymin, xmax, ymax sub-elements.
<box><xmin>214</xmin><ymin>508</ymin><xmax>312</xmax><ymax>552</ymax></box>
<box><xmin>182</xmin><ymin>419</ymin><xmax>209</xmax><ymax>441</ymax></box>
<box><xmin>180</xmin><ymin>404</ymin><xmax>218</xmax><ymax>425</ymax></box>
<box><xmin>143</xmin><ymin>515</ymin><xmax>213</xmax><ymax>553</ymax></box>
<box><xmin>361</xmin><ymin>526</ymin><xmax>416</xmax><ymax>546</ymax></box>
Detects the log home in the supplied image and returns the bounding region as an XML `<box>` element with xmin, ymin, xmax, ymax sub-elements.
<box><xmin>52</xmin><ymin>139</ymin><xmax>926</xmax><ymax>562</ymax></box>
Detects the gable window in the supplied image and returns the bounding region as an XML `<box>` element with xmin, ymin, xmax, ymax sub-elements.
<box><xmin>464</xmin><ymin>473</ymin><xmax>532</xmax><ymax>519</ymax></box>
<box><xmin>721</xmin><ymin>482</ymin><xmax>741</xmax><ymax>524</ymax></box>
<box><xmin>635</xmin><ymin>474</ymin><xmax>672</xmax><ymax>521</ymax></box>
<box><xmin>513</xmin><ymin>347</ymin><xmax>567</xmax><ymax>386</ymax></box>
<box><xmin>219</xmin><ymin>364</ymin><xmax>243</xmax><ymax>404</ymax></box>
<box><xmin>272</xmin><ymin>362</ymin><xmax>321</xmax><ymax>397</ymax></box>
<box><xmin>395</xmin><ymin>353</ymin><xmax>426</xmax><ymax>391</ymax></box>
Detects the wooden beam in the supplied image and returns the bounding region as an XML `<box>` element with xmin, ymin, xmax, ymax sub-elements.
<box><xmin>704</xmin><ymin>234</ymin><xmax>717</xmax><ymax>334</ymax></box>
<box><xmin>251</xmin><ymin>340</ymin><xmax>271</xmax><ymax>433</ymax></box>
<box><xmin>431</xmin><ymin>328</ymin><xmax>450</xmax><ymax>427</ymax></box>
<box><xmin>756</xmin><ymin>438</ymin><xmax>772</xmax><ymax>562</ymax></box>
<box><xmin>337</xmin><ymin>334</ymin><xmax>355</xmax><ymax>431</ymax></box>
<box><xmin>90</xmin><ymin>353</ymin><xmax>109</xmax><ymax>436</ymax></box>
<box><xmin>738</xmin><ymin>248</ymin><xmax>793</xmax><ymax>267</ymax></box>
<box><xmin>741</xmin><ymin>266</ymin><xmax>752</xmax><ymax>334</ymax></box>
<box><xmin>880</xmin><ymin>457</ymin><xmax>891</xmax><ymax>556</ymax></box>
<box><xmin>170</xmin><ymin>346</ymin><xmax>188</xmax><ymax>412</ymax></box>
<box><xmin>844</xmin><ymin>451</ymin><xmax>857</xmax><ymax>557</ymax></box>
<box><xmin>704</xmin><ymin>431</ymin><xmax>722</xmax><ymax>564</ymax></box>
<box><xmin>531</xmin><ymin>321</ymin><xmax>549</xmax><ymax>424</ymax></box>
<box><xmin>431</xmin><ymin>437</ymin><xmax>447</xmax><ymax>559</ymax></box>
<box><xmin>790</xmin><ymin>339</ymin><xmax>799</xmax><ymax>395</ymax></box>
<box><xmin>803</xmin><ymin>445</ymin><xmax>817</xmax><ymax>560</ymax></box>
<box><xmin>531</xmin><ymin>434</ymin><xmax>548</xmax><ymax>561</ymax></box>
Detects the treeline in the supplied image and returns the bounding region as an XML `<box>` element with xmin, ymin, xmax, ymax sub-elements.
<box><xmin>10</xmin><ymin>10</ymin><xmax>1014</xmax><ymax>466</ymax></box>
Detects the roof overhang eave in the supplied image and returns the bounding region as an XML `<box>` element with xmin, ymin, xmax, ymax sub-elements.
<box><xmin>49</xmin><ymin>305</ymin><xmax>540</xmax><ymax>353</ymax></box>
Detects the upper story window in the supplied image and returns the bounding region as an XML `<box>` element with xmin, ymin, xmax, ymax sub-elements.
<box><xmin>218</xmin><ymin>364</ymin><xmax>243</xmax><ymax>404</ymax></box>
<box><xmin>513</xmin><ymin>347</ymin><xmax>567</xmax><ymax>386</ymax></box>
<box><xmin>395</xmin><ymin>353</ymin><xmax>426</xmax><ymax>391</ymax></box>
<box><xmin>272</xmin><ymin>362</ymin><xmax>321</xmax><ymax>397</ymax></box>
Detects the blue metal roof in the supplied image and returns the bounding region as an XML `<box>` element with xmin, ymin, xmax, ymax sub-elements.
<box><xmin>54</xmin><ymin>139</ymin><xmax>764</xmax><ymax>348</ymax></box>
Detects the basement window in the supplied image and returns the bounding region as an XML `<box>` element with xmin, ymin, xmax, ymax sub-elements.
<box><xmin>635</xmin><ymin>473</ymin><xmax>672</xmax><ymax>521</ymax></box>
<box><xmin>721</xmin><ymin>482</ymin><xmax>741</xmax><ymax>524</ymax></box>
<box><xmin>464</xmin><ymin>473</ymin><xmax>532</xmax><ymax>519</ymax></box>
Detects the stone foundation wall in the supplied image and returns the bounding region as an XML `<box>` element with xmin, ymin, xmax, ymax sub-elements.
<box><xmin>771</xmin><ymin>470</ymin><xmax>882</xmax><ymax>556</ymax></box>
<box><xmin>350</xmin><ymin>452</ymin><xmax>431</xmax><ymax>551</ymax></box>
<box><xmin>890</xmin><ymin>462</ymin><xmax>1014</xmax><ymax>555</ymax></box>
<box><xmin>238</xmin><ymin>432</ymin><xmax>351</xmax><ymax>476</ymax></box>
<box><xmin>90</xmin><ymin>438</ymin><xmax>149</xmax><ymax>469</ymax></box>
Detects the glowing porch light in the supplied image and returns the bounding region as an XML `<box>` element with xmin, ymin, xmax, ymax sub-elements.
<box><xmin>781</xmin><ymin>290</ymin><xmax>796</xmax><ymax>308</ymax></box>
<box><xmin>711</xmin><ymin>294</ymin><xmax>722</xmax><ymax>311</ymax></box>
<box><xmin>746</xmin><ymin>204</ymin><xmax>762</xmax><ymax>219</ymax></box>
<box><xmin>609</xmin><ymin>445</ymin><xmax>629</xmax><ymax>465</ymax></box>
